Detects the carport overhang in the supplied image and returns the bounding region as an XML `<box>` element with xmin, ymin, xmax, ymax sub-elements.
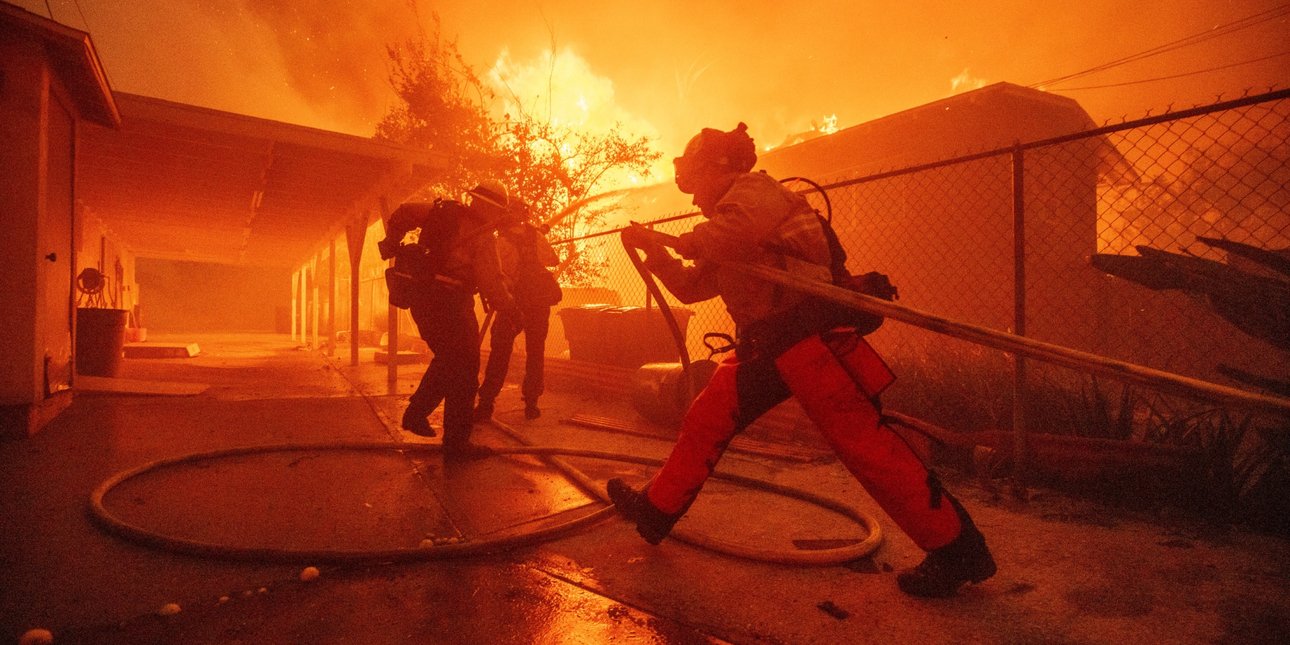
<box><xmin>77</xmin><ymin>92</ymin><xmax>446</xmax><ymax>268</ymax></box>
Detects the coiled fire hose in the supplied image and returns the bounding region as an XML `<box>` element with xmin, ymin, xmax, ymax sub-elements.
<box><xmin>88</xmin><ymin>437</ymin><xmax>882</xmax><ymax>565</ymax></box>
<box><xmin>86</xmin><ymin>212</ymin><xmax>888</xmax><ymax>566</ymax></box>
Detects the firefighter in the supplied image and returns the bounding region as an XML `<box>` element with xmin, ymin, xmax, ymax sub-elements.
<box><xmin>609</xmin><ymin>123</ymin><xmax>996</xmax><ymax>598</ymax></box>
<box><xmin>381</xmin><ymin>180</ymin><xmax>514</xmax><ymax>457</ymax></box>
<box><xmin>475</xmin><ymin>200</ymin><xmax>563</xmax><ymax>421</ymax></box>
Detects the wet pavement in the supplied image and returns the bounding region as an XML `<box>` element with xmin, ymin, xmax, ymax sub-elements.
<box><xmin>2</xmin><ymin>332</ymin><xmax>1288</xmax><ymax>644</ymax></box>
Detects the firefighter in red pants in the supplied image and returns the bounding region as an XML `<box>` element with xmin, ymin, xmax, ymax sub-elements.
<box><xmin>609</xmin><ymin>123</ymin><xmax>996</xmax><ymax>597</ymax></box>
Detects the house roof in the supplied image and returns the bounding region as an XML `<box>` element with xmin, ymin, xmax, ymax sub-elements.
<box><xmin>756</xmin><ymin>82</ymin><xmax>1100</xmax><ymax>182</ymax></box>
<box><xmin>0</xmin><ymin>2</ymin><xmax>119</xmax><ymax>127</ymax></box>
<box><xmin>77</xmin><ymin>92</ymin><xmax>446</xmax><ymax>267</ymax></box>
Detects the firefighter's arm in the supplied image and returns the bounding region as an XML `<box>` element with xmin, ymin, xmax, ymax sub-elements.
<box><xmin>645</xmin><ymin>250</ymin><xmax>721</xmax><ymax>304</ymax></box>
<box><xmin>620</xmin><ymin>222</ymin><xmax>678</xmax><ymax>253</ymax></box>
<box><xmin>676</xmin><ymin>176</ymin><xmax>783</xmax><ymax>260</ymax></box>
<box><xmin>622</xmin><ymin>222</ymin><xmax>717</xmax><ymax>303</ymax></box>
<box><xmin>673</xmin><ymin>203</ymin><xmax>769</xmax><ymax>262</ymax></box>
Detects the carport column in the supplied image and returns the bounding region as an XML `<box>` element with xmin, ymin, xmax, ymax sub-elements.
<box><xmin>299</xmin><ymin>265</ymin><xmax>309</xmax><ymax>347</ymax></box>
<box><xmin>345</xmin><ymin>217</ymin><xmax>366</xmax><ymax>367</ymax></box>
<box><xmin>380</xmin><ymin>196</ymin><xmax>398</xmax><ymax>395</ymax></box>
<box><xmin>291</xmin><ymin>268</ymin><xmax>299</xmax><ymax>342</ymax></box>
<box><xmin>311</xmin><ymin>255</ymin><xmax>320</xmax><ymax>350</ymax></box>
<box><xmin>328</xmin><ymin>238</ymin><xmax>337</xmax><ymax>356</ymax></box>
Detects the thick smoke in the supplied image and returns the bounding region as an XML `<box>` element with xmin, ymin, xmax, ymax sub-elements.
<box><xmin>36</xmin><ymin>0</ymin><xmax>1290</xmax><ymax>155</ymax></box>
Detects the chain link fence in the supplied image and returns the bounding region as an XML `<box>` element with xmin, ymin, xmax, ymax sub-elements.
<box><xmin>547</xmin><ymin>88</ymin><xmax>1289</xmax><ymax>519</ymax></box>
<box><xmin>317</xmin><ymin>88</ymin><xmax>1288</xmax><ymax>522</ymax></box>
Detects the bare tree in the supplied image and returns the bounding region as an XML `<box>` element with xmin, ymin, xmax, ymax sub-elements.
<box><xmin>375</xmin><ymin>15</ymin><xmax>660</xmax><ymax>286</ymax></box>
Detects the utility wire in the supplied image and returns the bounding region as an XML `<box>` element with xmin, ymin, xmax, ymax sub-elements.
<box><xmin>71</xmin><ymin>0</ymin><xmax>90</xmax><ymax>31</ymax></box>
<box><xmin>1053</xmin><ymin>50</ymin><xmax>1290</xmax><ymax>91</ymax></box>
<box><xmin>1030</xmin><ymin>4</ymin><xmax>1290</xmax><ymax>89</ymax></box>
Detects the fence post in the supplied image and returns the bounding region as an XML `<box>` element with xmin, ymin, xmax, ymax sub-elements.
<box><xmin>1011</xmin><ymin>142</ymin><xmax>1029</xmax><ymax>500</ymax></box>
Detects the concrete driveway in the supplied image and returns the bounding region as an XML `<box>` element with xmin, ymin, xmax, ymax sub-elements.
<box><xmin>2</xmin><ymin>333</ymin><xmax>1286</xmax><ymax>644</ymax></box>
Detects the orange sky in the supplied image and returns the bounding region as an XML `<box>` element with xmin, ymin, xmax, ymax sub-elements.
<box><xmin>18</xmin><ymin>0</ymin><xmax>1290</xmax><ymax>166</ymax></box>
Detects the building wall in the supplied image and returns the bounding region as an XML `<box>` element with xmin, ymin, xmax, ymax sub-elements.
<box><xmin>0</xmin><ymin>33</ymin><xmax>77</xmax><ymax>436</ymax></box>
<box><xmin>0</xmin><ymin>35</ymin><xmax>45</xmax><ymax>406</ymax></box>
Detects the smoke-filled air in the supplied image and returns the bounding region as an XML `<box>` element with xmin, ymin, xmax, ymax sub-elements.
<box><xmin>19</xmin><ymin>0</ymin><xmax>1290</xmax><ymax>185</ymax></box>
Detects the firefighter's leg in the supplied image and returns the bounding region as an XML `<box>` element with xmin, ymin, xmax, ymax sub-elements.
<box><xmin>776</xmin><ymin>333</ymin><xmax>995</xmax><ymax>596</ymax></box>
<box><xmin>608</xmin><ymin>350</ymin><xmax>789</xmax><ymax>543</ymax></box>
<box><xmin>476</xmin><ymin>308</ymin><xmax>520</xmax><ymax>420</ymax></box>
<box><xmin>440</xmin><ymin>305</ymin><xmax>481</xmax><ymax>452</ymax></box>
<box><xmin>520</xmin><ymin>305</ymin><xmax>550</xmax><ymax>418</ymax></box>
<box><xmin>403</xmin><ymin>306</ymin><xmax>446</xmax><ymax>436</ymax></box>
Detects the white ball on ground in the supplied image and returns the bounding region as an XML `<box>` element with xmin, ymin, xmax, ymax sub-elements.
<box><xmin>299</xmin><ymin>566</ymin><xmax>320</xmax><ymax>582</ymax></box>
<box><xmin>157</xmin><ymin>603</ymin><xmax>181</xmax><ymax>616</ymax></box>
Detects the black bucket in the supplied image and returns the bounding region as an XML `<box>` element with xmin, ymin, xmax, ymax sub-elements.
<box><xmin>630</xmin><ymin>360</ymin><xmax>718</xmax><ymax>426</ymax></box>
<box><xmin>76</xmin><ymin>307</ymin><xmax>128</xmax><ymax>377</ymax></box>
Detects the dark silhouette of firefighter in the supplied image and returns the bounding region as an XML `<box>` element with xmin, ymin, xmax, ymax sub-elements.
<box><xmin>379</xmin><ymin>180</ymin><xmax>514</xmax><ymax>457</ymax></box>
<box><xmin>609</xmin><ymin>123</ymin><xmax>996</xmax><ymax>597</ymax></box>
<box><xmin>475</xmin><ymin>201</ymin><xmax>563</xmax><ymax>421</ymax></box>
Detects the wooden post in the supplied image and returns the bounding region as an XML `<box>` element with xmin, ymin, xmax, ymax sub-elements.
<box><xmin>380</xmin><ymin>196</ymin><xmax>398</xmax><ymax>395</ymax></box>
<box><xmin>328</xmin><ymin>238</ymin><xmax>336</xmax><ymax>356</ymax></box>
<box><xmin>290</xmin><ymin>269</ymin><xmax>299</xmax><ymax>342</ymax></box>
<box><xmin>345</xmin><ymin>217</ymin><xmax>365</xmax><ymax>367</ymax></box>
<box><xmin>311</xmin><ymin>255</ymin><xmax>320</xmax><ymax>350</ymax></box>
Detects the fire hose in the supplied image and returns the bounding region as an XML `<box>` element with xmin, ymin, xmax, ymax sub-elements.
<box><xmin>87</xmin><ymin>433</ymin><xmax>882</xmax><ymax>565</ymax></box>
<box><xmin>87</xmin><ymin>194</ymin><xmax>892</xmax><ymax>566</ymax></box>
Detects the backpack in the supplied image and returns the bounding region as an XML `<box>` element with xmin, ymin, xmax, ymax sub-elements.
<box><xmin>384</xmin><ymin>199</ymin><xmax>473</xmax><ymax>309</ymax></box>
<box><xmin>816</xmin><ymin>214</ymin><xmax>898</xmax><ymax>335</ymax></box>
<box><xmin>510</xmin><ymin>226</ymin><xmax>563</xmax><ymax>307</ymax></box>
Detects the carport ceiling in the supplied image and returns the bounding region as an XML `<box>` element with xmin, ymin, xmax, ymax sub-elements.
<box><xmin>77</xmin><ymin>92</ymin><xmax>445</xmax><ymax>268</ymax></box>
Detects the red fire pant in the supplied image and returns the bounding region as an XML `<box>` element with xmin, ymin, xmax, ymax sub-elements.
<box><xmin>646</xmin><ymin>330</ymin><xmax>963</xmax><ymax>551</ymax></box>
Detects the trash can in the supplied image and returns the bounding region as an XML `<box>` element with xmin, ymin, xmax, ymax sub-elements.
<box><xmin>556</xmin><ymin>304</ymin><xmax>617</xmax><ymax>363</ymax></box>
<box><xmin>76</xmin><ymin>307</ymin><xmax>128</xmax><ymax>377</ymax></box>
<box><xmin>556</xmin><ymin>304</ymin><xmax>693</xmax><ymax>368</ymax></box>
<box><xmin>605</xmin><ymin>306</ymin><xmax>694</xmax><ymax>368</ymax></box>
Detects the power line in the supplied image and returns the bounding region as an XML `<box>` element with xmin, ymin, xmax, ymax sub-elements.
<box><xmin>71</xmin><ymin>0</ymin><xmax>90</xmax><ymax>31</ymax></box>
<box><xmin>1050</xmin><ymin>50</ymin><xmax>1290</xmax><ymax>91</ymax></box>
<box><xmin>1030</xmin><ymin>4</ymin><xmax>1290</xmax><ymax>89</ymax></box>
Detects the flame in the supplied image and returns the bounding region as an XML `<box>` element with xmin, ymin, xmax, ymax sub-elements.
<box><xmin>485</xmin><ymin>48</ymin><xmax>666</xmax><ymax>188</ymax></box>
<box><xmin>951</xmin><ymin>68</ymin><xmax>988</xmax><ymax>93</ymax></box>
<box><xmin>818</xmin><ymin>114</ymin><xmax>839</xmax><ymax>135</ymax></box>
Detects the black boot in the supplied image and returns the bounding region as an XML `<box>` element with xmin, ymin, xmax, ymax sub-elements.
<box><xmin>606</xmin><ymin>478</ymin><xmax>679</xmax><ymax>545</ymax></box>
<box><xmin>401</xmin><ymin>407</ymin><xmax>436</xmax><ymax>437</ymax></box>
<box><xmin>897</xmin><ymin>496</ymin><xmax>996</xmax><ymax>598</ymax></box>
<box><xmin>524</xmin><ymin>400</ymin><xmax>541</xmax><ymax>420</ymax></box>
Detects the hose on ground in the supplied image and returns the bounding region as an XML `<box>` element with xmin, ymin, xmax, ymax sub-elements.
<box><xmin>88</xmin><ymin>438</ymin><xmax>882</xmax><ymax>566</ymax></box>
